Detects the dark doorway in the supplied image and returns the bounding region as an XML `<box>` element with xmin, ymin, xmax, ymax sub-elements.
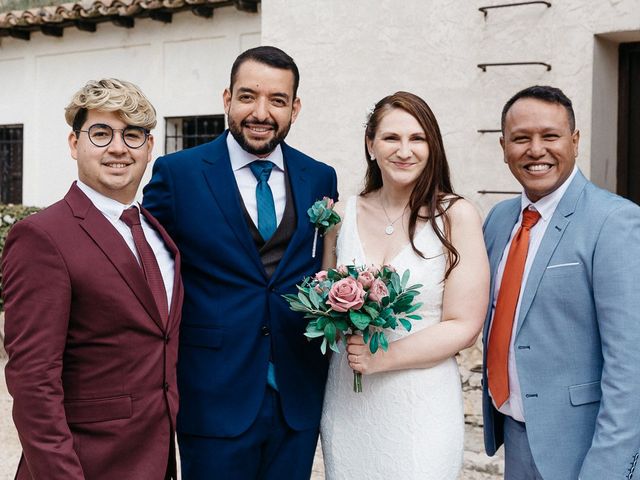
<box><xmin>618</xmin><ymin>42</ymin><xmax>640</xmax><ymax>205</ymax></box>
<box><xmin>0</xmin><ymin>124</ymin><xmax>23</xmax><ymax>204</ymax></box>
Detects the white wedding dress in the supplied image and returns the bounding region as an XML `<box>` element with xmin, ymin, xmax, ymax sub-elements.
<box><xmin>320</xmin><ymin>196</ymin><xmax>464</xmax><ymax>480</ymax></box>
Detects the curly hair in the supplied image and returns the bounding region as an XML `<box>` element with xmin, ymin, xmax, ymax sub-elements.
<box><xmin>65</xmin><ymin>78</ymin><xmax>157</xmax><ymax>132</ymax></box>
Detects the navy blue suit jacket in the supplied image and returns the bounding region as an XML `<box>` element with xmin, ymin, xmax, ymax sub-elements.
<box><xmin>143</xmin><ymin>131</ymin><xmax>338</xmax><ymax>437</ymax></box>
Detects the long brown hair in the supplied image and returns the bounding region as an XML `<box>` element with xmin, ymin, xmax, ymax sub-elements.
<box><xmin>362</xmin><ymin>91</ymin><xmax>460</xmax><ymax>278</ymax></box>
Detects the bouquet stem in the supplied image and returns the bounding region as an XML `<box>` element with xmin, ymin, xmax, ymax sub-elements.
<box><xmin>353</xmin><ymin>370</ymin><xmax>362</xmax><ymax>393</ymax></box>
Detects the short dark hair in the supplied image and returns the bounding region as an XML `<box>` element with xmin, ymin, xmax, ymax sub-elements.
<box><xmin>229</xmin><ymin>46</ymin><xmax>300</xmax><ymax>98</ymax></box>
<box><xmin>501</xmin><ymin>85</ymin><xmax>575</xmax><ymax>133</ymax></box>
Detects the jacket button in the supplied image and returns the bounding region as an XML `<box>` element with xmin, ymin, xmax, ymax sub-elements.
<box><xmin>164</xmin><ymin>382</ymin><xmax>170</xmax><ymax>392</ymax></box>
<box><xmin>261</xmin><ymin>326</ymin><xmax>270</xmax><ymax>336</ymax></box>
<box><xmin>164</xmin><ymin>334</ymin><xmax>170</xmax><ymax>344</ymax></box>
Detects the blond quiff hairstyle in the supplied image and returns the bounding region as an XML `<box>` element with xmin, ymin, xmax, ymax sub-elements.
<box><xmin>65</xmin><ymin>78</ymin><xmax>157</xmax><ymax>131</ymax></box>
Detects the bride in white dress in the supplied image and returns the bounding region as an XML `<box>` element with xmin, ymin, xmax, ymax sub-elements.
<box><xmin>320</xmin><ymin>92</ymin><xmax>489</xmax><ymax>480</ymax></box>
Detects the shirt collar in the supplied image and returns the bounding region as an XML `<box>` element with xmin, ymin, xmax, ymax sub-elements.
<box><xmin>520</xmin><ymin>166</ymin><xmax>578</xmax><ymax>222</ymax></box>
<box><xmin>76</xmin><ymin>180</ymin><xmax>137</xmax><ymax>221</ymax></box>
<box><xmin>226</xmin><ymin>131</ymin><xmax>285</xmax><ymax>172</ymax></box>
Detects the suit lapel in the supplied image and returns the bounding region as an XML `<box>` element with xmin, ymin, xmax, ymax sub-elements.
<box><xmin>141</xmin><ymin>206</ymin><xmax>182</xmax><ymax>330</ymax></box>
<box><xmin>515</xmin><ymin>171</ymin><xmax>588</xmax><ymax>336</ymax></box>
<box><xmin>65</xmin><ymin>184</ymin><xmax>164</xmax><ymax>331</ymax></box>
<box><xmin>200</xmin><ymin>136</ymin><xmax>266</xmax><ymax>276</ymax></box>
<box><xmin>269</xmin><ymin>144</ymin><xmax>311</xmax><ymax>284</ymax></box>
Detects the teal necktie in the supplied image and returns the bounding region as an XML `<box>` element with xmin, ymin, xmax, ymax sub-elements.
<box><xmin>249</xmin><ymin>160</ymin><xmax>277</xmax><ymax>242</ymax></box>
<box><xmin>249</xmin><ymin>160</ymin><xmax>278</xmax><ymax>390</ymax></box>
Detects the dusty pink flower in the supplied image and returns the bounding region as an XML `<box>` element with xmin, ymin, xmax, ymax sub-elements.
<box><xmin>367</xmin><ymin>265</ymin><xmax>380</xmax><ymax>275</ymax></box>
<box><xmin>368</xmin><ymin>278</ymin><xmax>389</xmax><ymax>304</ymax></box>
<box><xmin>314</xmin><ymin>270</ymin><xmax>328</xmax><ymax>282</ymax></box>
<box><xmin>357</xmin><ymin>270</ymin><xmax>375</xmax><ymax>289</ymax></box>
<box><xmin>324</xmin><ymin>197</ymin><xmax>335</xmax><ymax>209</ymax></box>
<box><xmin>337</xmin><ymin>265</ymin><xmax>349</xmax><ymax>276</ymax></box>
<box><xmin>327</xmin><ymin>277</ymin><xmax>366</xmax><ymax>312</ymax></box>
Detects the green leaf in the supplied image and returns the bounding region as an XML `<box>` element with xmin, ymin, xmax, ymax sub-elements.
<box><xmin>319</xmin><ymin>317</ymin><xmax>330</xmax><ymax>330</ymax></box>
<box><xmin>320</xmin><ymin>337</ymin><xmax>327</xmax><ymax>355</ymax></box>
<box><xmin>363</xmin><ymin>327</ymin><xmax>370</xmax><ymax>344</ymax></box>
<box><xmin>329</xmin><ymin>341</ymin><xmax>341</xmax><ymax>354</ymax></box>
<box><xmin>369</xmin><ymin>331</ymin><xmax>379</xmax><ymax>354</ymax></box>
<box><xmin>390</xmin><ymin>272</ymin><xmax>401</xmax><ymax>294</ymax></box>
<box><xmin>379</xmin><ymin>332</ymin><xmax>389</xmax><ymax>351</ymax></box>
<box><xmin>324</xmin><ymin>322</ymin><xmax>336</xmax><ymax>345</ymax></box>
<box><xmin>308</xmin><ymin>288</ymin><xmax>322</xmax><ymax>309</ymax></box>
<box><xmin>304</xmin><ymin>330</ymin><xmax>325</xmax><ymax>338</ymax></box>
<box><xmin>334</xmin><ymin>318</ymin><xmax>349</xmax><ymax>331</ymax></box>
<box><xmin>399</xmin><ymin>318</ymin><xmax>412</xmax><ymax>331</ymax></box>
<box><xmin>405</xmin><ymin>302</ymin><xmax>423</xmax><ymax>314</ymax></box>
<box><xmin>401</xmin><ymin>269</ymin><xmax>410</xmax><ymax>289</ymax></box>
<box><xmin>406</xmin><ymin>314</ymin><xmax>422</xmax><ymax>320</ymax></box>
<box><xmin>349</xmin><ymin>310</ymin><xmax>371</xmax><ymax>330</ymax></box>
<box><xmin>363</xmin><ymin>305</ymin><xmax>379</xmax><ymax>319</ymax></box>
<box><xmin>297</xmin><ymin>291</ymin><xmax>312</xmax><ymax>309</ymax></box>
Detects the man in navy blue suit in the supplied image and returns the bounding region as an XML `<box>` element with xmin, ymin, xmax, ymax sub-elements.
<box><xmin>143</xmin><ymin>46</ymin><xmax>338</xmax><ymax>479</ymax></box>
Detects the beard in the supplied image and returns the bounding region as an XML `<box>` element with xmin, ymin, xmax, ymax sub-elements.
<box><xmin>227</xmin><ymin>116</ymin><xmax>292</xmax><ymax>156</ymax></box>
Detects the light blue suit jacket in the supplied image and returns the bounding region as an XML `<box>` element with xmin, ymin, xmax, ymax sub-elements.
<box><xmin>482</xmin><ymin>170</ymin><xmax>640</xmax><ymax>480</ymax></box>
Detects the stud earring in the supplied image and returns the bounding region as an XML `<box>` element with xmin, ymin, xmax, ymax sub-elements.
<box><xmin>369</xmin><ymin>152</ymin><xmax>376</xmax><ymax>161</ymax></box>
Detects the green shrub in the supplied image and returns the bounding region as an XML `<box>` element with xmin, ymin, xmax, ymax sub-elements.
<box><xmin>0</xmin><ymin>204</ymin><xmax>42</xmax><ymax>310</ymax></box>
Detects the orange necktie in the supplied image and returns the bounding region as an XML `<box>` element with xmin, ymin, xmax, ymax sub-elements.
<box><xmin>488</xmin><ymin>207</ymin><xmax>541</xmax><ymax>408</ymax></box>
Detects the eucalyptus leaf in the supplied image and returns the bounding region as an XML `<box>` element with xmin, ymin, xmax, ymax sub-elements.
<box><xmin>297</xmin><ymin>292</ymin><xmax>312</xmax><ymax>309</ymax></box>
<box><xmin>399</xmin><ymin>318</ymin><xmax>412</xmax><ymax>331</ymax></box>
<box><xmin>407</xmin><ymin>314</ymin><xmax>422</xmax><ymax>320</ymax></box>
<box><xmin>349</xmin><ymin>310</ymin><xmax>371</xmax><ymax>330</ymax></box>
<box><xmin>309</xmin><ymin>288</ymin><xmax>322</xmax><ymax>309</ymax></box>
<box><xmin>320</xmin><ymin>337</ymin><xmax>327</xmax><ymax>355</ymax></box>
<box><xmin>324</xmin><ymin>322</ymin><xmax>337</xmax><ymax>345</ymax></box>
<box><xmin>369</xmin><ymin>331</ymin><xmax>379</xmax><ymax>354</ymax></box>
<box><xmin>379</xmin><ymin>332</ymin><xmax>389</xmax><ymax>351</ymax></box>
<box><xmin>363</xmin><ymin>305</ymin><xmax>379</xmax><ymax>319</ymax></box>
<box><xmin>329</xmin><ymin>340</ymin><xmax>341</xmax><ymax>354</ymax></box>
<box><xmin>363</xmin><ymin>327</ymin><xmax>370</xmax><ymax>344</ymax></box>
<box><xmin>401</xmin><ymin>269</ymin><xmax>410</xmax><ymax>289</ymax></box>
<box><xmin>405</xmin><ymin>302</ymin><xmax>423</xmax><ymax>314</ymax></box>
<box><xmin>390</xmin><ymin>272</ymin><xmax>401</xmax><ymax>294</ymax></box>
<box><xmin>304</xmin><ymin>330</ymin><xmax>325</xmax><ymax>338</ymax></box>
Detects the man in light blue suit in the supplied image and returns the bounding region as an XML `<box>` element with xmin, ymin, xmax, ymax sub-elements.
<box><xmin>143</xmin><ymin>46</ymin><xmax>338</xmax><ymax>479</ymax></box>
<box><xmin>482</xmin><ymin>85</ymin><xmax>640</xmax><ymax>479</ymax></box>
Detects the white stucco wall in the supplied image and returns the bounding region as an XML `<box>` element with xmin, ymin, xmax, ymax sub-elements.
<box><xmin>262</xmin><ymin>0</ymin><xmax>640</xmax><ymax>215</ymax></box>
<box><xmin>0</xmin><ymin>5</ymin><xmax>260</xmax><ymax>206</ymax></box>
<box><xmin>1</xmin><ymin>1</ymin><xmax>639</xmax><ymax>210</ymax></box>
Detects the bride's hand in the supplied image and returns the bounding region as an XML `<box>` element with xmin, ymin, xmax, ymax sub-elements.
<box><xmin>346</xmin><ymin>334</ymin><xmax>386</xmax><ymax>375</ymax></box>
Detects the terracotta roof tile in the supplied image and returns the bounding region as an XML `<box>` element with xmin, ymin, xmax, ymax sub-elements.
<box><xmin>0</xmin><ymin>0</ymin><xmax>258</xmax><ymax>34</ymax></box>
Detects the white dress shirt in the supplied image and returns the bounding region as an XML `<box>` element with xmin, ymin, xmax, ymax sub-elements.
<box><xmin>489</xmin><ymin>167</ymin><xmax>578</xmax><ymax>421</ymax></box>
<box><xmin>226</xmin><ymin>133</ymin><xmax>286</xmax><ymax>228</ymax></box>
<box><xmin>76</xmin><ymin>180</ymin><xmax>175</xmax><ymax>308</ymax></box>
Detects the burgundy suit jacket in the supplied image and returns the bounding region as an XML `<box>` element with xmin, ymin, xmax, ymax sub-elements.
<box><xmin>2</xmin><ymin>183</ymin><xmax>183</xmax><ymax>480</ymax></box>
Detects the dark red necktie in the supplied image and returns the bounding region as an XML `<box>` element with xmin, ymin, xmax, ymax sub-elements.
<box><xmin>488</xmin><ymin>207</ymin><xmax>541</xmax><ymax>408</ymax></box>
<box><xmin>120</xmin><ymin>207</ymin><xmax>169</xmax><ymax>325</ymax></box>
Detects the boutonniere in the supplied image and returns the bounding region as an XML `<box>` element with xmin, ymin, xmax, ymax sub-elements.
<box><xmin>307</xmin><ymin>197</ymin><xmax>341</xmax><ymax>258</ymax></box>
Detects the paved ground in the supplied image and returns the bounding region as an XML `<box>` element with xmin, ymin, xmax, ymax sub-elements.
<box><xmin>0</xmin><ymin>359</ymin><xmax>501</xmax><ymax>479</ymax></box>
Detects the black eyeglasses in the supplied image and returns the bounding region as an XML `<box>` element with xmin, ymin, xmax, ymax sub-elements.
<box><xmin>76</xmin><ymin>123</ymin><xmax>150</xmax><ymax>149</ymax></box>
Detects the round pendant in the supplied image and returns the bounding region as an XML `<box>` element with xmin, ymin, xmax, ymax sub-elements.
<box><xmin>385</xmin><ymin>225</ymin><xmax>394</xmax><ymax>235</ymax></box>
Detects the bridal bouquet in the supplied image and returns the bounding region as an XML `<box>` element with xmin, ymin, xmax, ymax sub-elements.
<box><xmin>283</xmin><ymin>265</ymin><xmax>423</xmax><ymax>392</ymax></box>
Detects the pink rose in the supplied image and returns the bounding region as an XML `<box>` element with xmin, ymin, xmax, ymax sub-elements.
<box><xmin>368</xmin><ymin>278</ymin><xmax>389</xmax><ymax>304</ymax></box>
<box><xmin>324</xmin><ymin>197</ymin><xmax>335</xmax><ymax>209</ymax></box>
<box><xmin>357</xmin><ymin>270</ymin><xmax>375</xmax><ymax>289</ymax></box>
<box><xmin>327</xmin><ymin>277</ymin><xmax>366</xmax><ymax>312</ymax></box>
<box><xmin>315</xmin><ymin>270</ymin><xmax>328</xmax><ymax>282</ymax></box>
<box><xmin>367</xmin><ymin>265</ymin><xmax>380</xmax><ymax>275</ymax></box>
<box><xmin>337</xmin><ymin>265</ymin><xmax>349</xmax><ymax>276</ymax></box>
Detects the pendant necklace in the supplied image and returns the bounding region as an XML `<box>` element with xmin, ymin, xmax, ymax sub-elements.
<box><xmin>380</xmin><ymin>196</ymin><xmax>407</xmax><ymax>235</ymax></box>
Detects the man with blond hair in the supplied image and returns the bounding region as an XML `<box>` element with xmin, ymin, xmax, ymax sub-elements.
<box><xmin>2</xmin><ymin>78</ymin><xmax>183</xmax><ymax>480</ymax></box>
